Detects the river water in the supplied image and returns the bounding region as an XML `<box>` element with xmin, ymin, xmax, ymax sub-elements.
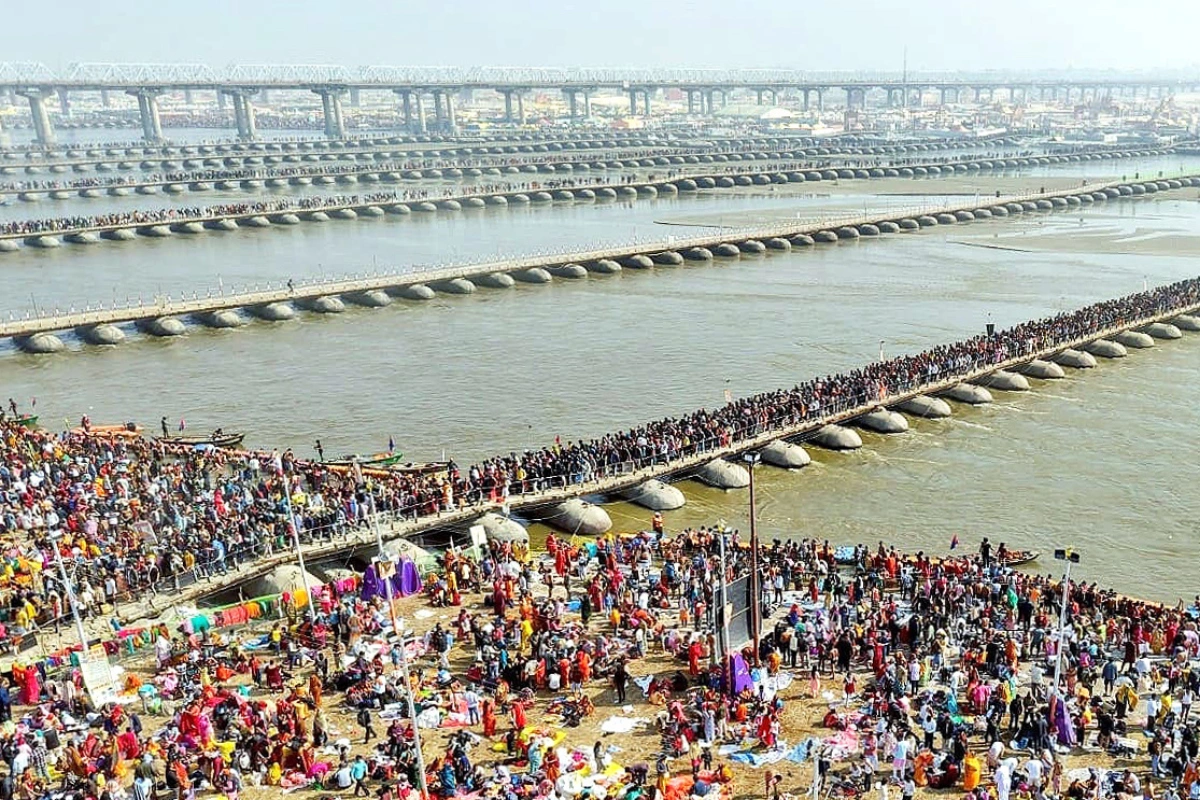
<box><xmin>0</xmin><ymin>153</ymin><xmax>1197</xmax><ymax>602</ymax></box>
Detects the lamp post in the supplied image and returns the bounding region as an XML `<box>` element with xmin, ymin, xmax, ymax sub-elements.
<box><xmin>277</xmin><ymin>465</ymin><xmax>314</xmax><ymax>621</ymax></box>
<box><xmin>744</xmin><ymin>452</ymin><xmax>762</xmax><ymax>664</ymax></box>
<box><xmin>49</xmin><ymin>528</ymin><xmax>89</xmax><ymax>662</ymax></box>
<box><xmin>715</xmin><ymin>519</ymin><xmax>732</xmax><ymax>695</ymax></box>
<box><xmin>1051</xmin><ymin>548</ymin><xmax>1080</xmax><ymax>697</ymax></box>
<box><xmin>368</xmin><ymin>493</ymin><xmax>429</xmax><ymax>797</ymax></box>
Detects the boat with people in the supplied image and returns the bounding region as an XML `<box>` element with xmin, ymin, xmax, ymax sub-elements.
<box><xmin>832</xmin><ymin>543</ymin><xmax>1039</xmax><ymax>568</ymax></box>
<box><xmin>155</xmin><ymin>431</ymin><xmax>246</xmax><ymax>448</ymax></box>
<box><xmin>70</xmin><ymin>422</ymin><xmax>143</xmax><ymax>439</ymax></box>
<box><xmin>321</xmin><ymin>455</ymin><xmax>451</xmax><ymax>477</ymax></box>
<box><xmin>14</xmin><ymin>414</ymin><xmax>37</xmax><ymax>428</ymax></box>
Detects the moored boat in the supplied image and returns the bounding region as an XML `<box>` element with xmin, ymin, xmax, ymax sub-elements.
<box><xmin>71</xmin><ymin>422</ymin><xmax>143</xmax><ymax>439</ymax></box>
<box><xmin>156</xmin><ymin>431</ymin><xmax>246</xmax><ymax>448</ymax></box>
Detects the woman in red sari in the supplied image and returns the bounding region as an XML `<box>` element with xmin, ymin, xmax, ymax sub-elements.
<box><xmin>482</xmin><ymin>698</ymin><xmax>497</xmax><ymax>737</ymax></box>
<box><xmin>512</xmin><ymin>699</ymin><xmax>527</xmax><ymax>731</ymax></box>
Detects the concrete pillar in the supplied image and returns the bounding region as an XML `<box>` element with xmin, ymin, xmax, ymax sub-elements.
<box><xmin>517</xmin><ymin>92</ymin><xmax>526</xmax><ymax>125</ymax></box>
<box><xmin>434</xmin><ymin>91</ymin><xmax>445</xmax><ymax>123</ymax></box>
<box><xmin>130</xmin><ymin>89</ymin><xmax>164</xmax><ymax>142</ymax></box>
<box><xmin>582</xmin><ymin>90</ymin><xmax>591</xmax><ymax>119</ymax></box>
<box><xmin>402</xmin><ymin>91</ymin><xmax>413</xmax><ymax>128</ymax></box>
<box><xmin>502</xmin><ymin>91</ymin><xmax>513</xmax><ymax>122</ymax></box>
<box><xmin>628</xmin><ymin>89</ymin><xmax>638</xmax><ymax>115</ymax></box>
<box><xmin>349</xmin><ymin>88</ymin><xmax>361</xmax><ymax>107</ymax></box>
<box><xmin>239</xmin><ymin>95</ymin><xmax>257</xmax><ymax>141</ymax></box>
<box><xmin>101</xmin><ymin>89</ymin><xmax>111</xmax><ymax>107</ymax></box>
<box><xmin>705</xmin><ymin>89</ymin><xmax>716</xmax><ymax>114</ymax></box>
<box><xmin>642</xmin><ymin>90</ymin><xmax>651</xmax><ymax>116</ymax></box>
<box><xmin>184</xmin><ymin>89</ymin><xmax>194</xmax><ymax>105</ymax></box>
<box><xmin>17</xmin><ymin>90</ymin><xmax>55</xmax><ymax>147</ymax></box>
<box><xmin>566</xmin><ymin>89</ymin><xmax>577</xmax><ymax>120</ymax></box>
<box><xmin>815</xmin><ymin>89</ymin><xmax>823</xmax><ymax>111</ymax></box>
<box><xmin>756</xmin><ymin>89</ymin><xmax>764</xmax><ymax>105</ymax></box>
<box><xmin>414</xmin><ymin>92</ymin><xmax>427</xmax><ymax>133</ymax></box>
<box><xmin>218</xmin><ymin>90</ymin><xmax>227</xmax><ymax>110</ymax></box>
<box><xmin>314</xmin><ymin>89</ymin><xmax>347</xmax><ymax>139</ymax></box>
<box><xmin>58</xmin><ymin>90</ymin><xmax>71</xmax><ymax>118</ymax></box>
<box><xmin>319</xmin><ymin>91</ymin><xmax>332</xmax><ymax>131</ymax></box>
<box><xmin>687</xmin><ymin>91</ymin><xmax>696</xmax><ymax>115</ymax></box>
<box><xmin>444</xmin><ymin>91</ymin><xmax>457</xmax><ymax>132</ymax></box>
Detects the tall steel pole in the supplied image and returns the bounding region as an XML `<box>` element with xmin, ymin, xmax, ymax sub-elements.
<box><xmin>280</xmin><ymin>469</ymin><xmax>315</xmax><ymax>620</ymax></box>
<box><xmin>717</xmin><ymin>523</ymin><xmax>732</xmax><ymax>694</ymax></box>
<box><xmin>745</xmin><ymin>453</ymin><xmax>762</xmax><ymax>664</ymax></box>
<box><xmin>1051</xmin><ymin>554</ymin><xmax>1075</xmax><ymax>697</ymax></box>
<box><xmin>369</xmin><ymin>494</ymin><xmax>429</xmax><ymax>796</ymax></box>
<box><xmin>51</xmin><ymin>532</ymin><xmax>89</xmax><ymax>662</ymax></box>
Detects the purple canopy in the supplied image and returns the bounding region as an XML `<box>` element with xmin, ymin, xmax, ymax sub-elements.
<box><xmin>361</xmin><ymin>559</ymin><xmax>423</xmax><ymax>601</ymax></box>
<box><xmin>730</xmin><ymin>654</ymin><xmax>754</xmax><ymax>695</ymax></box>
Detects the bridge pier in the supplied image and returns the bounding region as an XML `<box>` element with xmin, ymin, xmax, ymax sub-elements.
<box><xmin>224</xmin><ymin>90</ymin><xmax>258</xmax><ymax>141</ymax></box>
<box><xmin>314</xmin><ymin>88</ymin><xmax>347</xmax><ymax>139</ymax></box>
<box><xmin>626</xmin><ymin>88</ymin><xmax>653</xmax><ymax>116</ymax></box>
<box><xmin>845</xmin><ymin>87</ymin><xmax>865</xmax><ymax>110</ymax></box>
<box><xmin>561</xmin><ymin>88</ymin><xmax>592</xmax><ymax>121</ymax></box>
<box><xmin>129</xmin><ymin>88</ymin><xmax>165</xmax><ymax>143</ymax></box>
<box><xmin>100</xmin><ymin>89</ymin><xmax>111</xmax><ymax>108</ymax></box>
<box><xmin>442</xmin><ymin>89</ymin><xmax>458</xmax><ymax>132</ymax></box>
<box><xmin>17</xmin><ymin>89</ymin><xmax>55</xmax><ymax>147</ymax></box>
<box><xmin>413</xmin><ymin>91</ymin><xmax>427</xmax><ymax>133</ymax></box>
<box><xmin>394</xmin><ymin>89</ymin><xmax>412</xmax><ymax>128</ymax></box>
<box><xmin>432</xmin><ymin>91</ymin><xmax>444</xmax><ymax>127</ymax></box>
<box><xmin>58</xmin><ymin>90</ymin><xmax>71</xmax><ymax>118</ymax></box>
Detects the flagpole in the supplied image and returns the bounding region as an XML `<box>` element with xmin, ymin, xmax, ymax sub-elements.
<box><xmin>369</xmin><ymin>494</ymin><xmax>429</xmax><ymax>797</ymax></box>
<box><xmin>276</xmin><ymin>453</ymin><xmax>314</xmax><ymax>620</ymax></box>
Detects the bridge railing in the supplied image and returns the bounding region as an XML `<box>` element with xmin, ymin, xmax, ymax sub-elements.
<box><xmin>1</xmin><ymin>174</ymin><xmax>1185</xmax><ymax>336</ymax></box>
<box><xmin>34</xmin><ymin>292</ymin><xmax>1200</xmax><ymax>626</ymax></box>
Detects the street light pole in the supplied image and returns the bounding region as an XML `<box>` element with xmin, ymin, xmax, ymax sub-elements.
<box><xmin>1051</xmin><ymin>548</ymin><xmax>1080</xmax><ymax>697</ymax></box>
<box><xmin>744</xmin><ymin>452</ymin><xmax>762</xmax><ymax>665</ymax></box>
<box><xmin>369</xmin><ymin>493</ymin><xmax>429</xmax><ymax>797</ymax></box>
<box><xmin>50</xmin><ymin>529</ymin><xmax>89</xmax><ymax>662</ymax></box>
<box><xmin>279</xmin><ymin>468</ymin><xmax>315</xmax><ymax>620</ymax></box>
<box><xmin>714</xmin><ymin>520</ymin><xmax>732</xmax><ymax>695</ymax></box>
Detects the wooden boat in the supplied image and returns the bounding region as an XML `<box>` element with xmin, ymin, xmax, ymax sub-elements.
<box><xmin>156</xmin><ymin>431</ymin><xmax>246</xmax><ymax>448</ymax></box>
<box><xmin>999</xmin><ymin>550</ymin><xmax>1039</xmax><ymax>567</ymax></box>
<box><xmin>70</xmin><ymin>423</ymin><xmax>142</xmax><ymax>439</ymax></box>
<box><xmin>320</xmin><ymin>457</ymin><xmax>450</xmax><ymax>478</ymax></box>
<box><xmin>14</xmin><ymin>414</ymin><xmax>37</xmax><ymax>428</ymax></box>
<box><xmin>325</xmin><ymin>451</ymin><xmax>408</xmax><ymax>468</ymax></box>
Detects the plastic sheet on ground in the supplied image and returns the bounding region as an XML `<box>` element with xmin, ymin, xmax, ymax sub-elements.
<box><xmin>728</xmin><ymin>748</ymin><xmax>788</xmax><ymax>768</ymax></box>
<box><xmin>599</xmin><ymin>715</ymin><xmax>650</xmax><ymax>734</ymax></box>
<box><xmin>785</xmin><ymin>739</ymin><xmax>821</xmax><ymax>764</ymax></box>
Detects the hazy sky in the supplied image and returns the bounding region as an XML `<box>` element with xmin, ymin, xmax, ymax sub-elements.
<box><xmin>9</xmin><ymin>0</ymin><xmax>1200</xmax><ymax>74</ymax></box>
